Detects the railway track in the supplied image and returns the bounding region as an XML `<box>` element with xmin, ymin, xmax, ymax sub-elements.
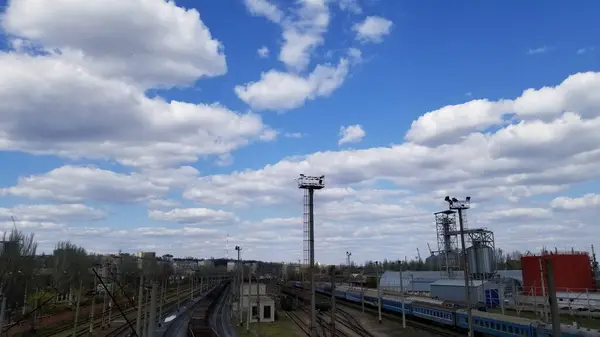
<box><xmin>187</xmin><ymin>281</ymin><xmax>229</xmax><ymax>337</ymax></box>
<box><xmin>41</xmin><ymin>285</ymin><xmax>197</xmax><ymax>337</ymax></box>
<box><xmin>104</xmin><ymin>285</ymin><xmax>214</xmax><ymax>337</ymax></box>
<box><xmin>315</xmin><ymin>293</ymin><xmax>464</xmax><ymax>337</ymax></box>
<box><xmin>285</xmin><ymin>310</ymin><xmax>310</xmax><ymax>336</ymax></box>
<box><xmin>318</xmin><ymin>308</ymin><xmax>374</xmax><ymax>337</ymax></box>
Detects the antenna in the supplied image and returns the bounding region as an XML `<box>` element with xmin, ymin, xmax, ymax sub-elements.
<box><xmin>226</xmin><ymin>233</ymin><xmax>229</xmax><ymax>259</ymax></box>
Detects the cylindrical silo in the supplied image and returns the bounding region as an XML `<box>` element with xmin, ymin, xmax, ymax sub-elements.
<box><xmin>467</xmin><ymin>245</ymin><xmax>495</xmax><ymax>277</ymax></box>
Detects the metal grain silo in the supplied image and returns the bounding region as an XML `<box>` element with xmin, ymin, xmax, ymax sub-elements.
<box><xmin>467</xmin><ymin>245</ymin><xmax>495</xmax><ymax>278</ymax></box>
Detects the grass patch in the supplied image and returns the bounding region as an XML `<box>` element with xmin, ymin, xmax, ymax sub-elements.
<box><xmin>489</xmin><ymin>308</ymin><xmax>600</xmax><ymax>330</ymax></box>
<box><xmin>235</xmin><ymin>316</ymin><xmax>301</xmax><ymax>337</ymax></box>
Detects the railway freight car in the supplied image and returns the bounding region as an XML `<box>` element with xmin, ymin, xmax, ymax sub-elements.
<box><xmin>187</xmin><ymin>282</ymin><xmax>228</xmax><ymax>337</ymax></box>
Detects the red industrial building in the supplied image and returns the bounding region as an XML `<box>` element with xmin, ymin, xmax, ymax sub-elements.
<box><xmin>521</xmin><ymin>252</ymin><xmax>596</xmax><ymax>296</ymax></box>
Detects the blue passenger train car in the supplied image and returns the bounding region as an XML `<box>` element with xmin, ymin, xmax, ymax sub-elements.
<box><xmin>456</xmin><ymin>309</ymin><xmax>535</xmax><ymax>337</ymax></box>
<box><xmin>310</xmin><ymin>284</ymin><xmax>600</xmax><ymax>337</ymax></box>
<box><xmin>412</xmin><ymin>303</ymin><xmax>455</xmax><ymax>326</ymax></box>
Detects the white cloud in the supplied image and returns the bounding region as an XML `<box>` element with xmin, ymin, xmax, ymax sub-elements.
<box><xmin>551</xmin><ymin>194</ymin><xmax>600</xmax><ymax>211</ymax></box>
<box><xmin>148</xmin><ymin>208</ymin><xmax>238</xmax><ymax>225</ymax></box>
<box><xmin>185</xmin><ymin>70</ymin><xmax>600</xmax><ymax>261</ymax></box>
<box><xmin>1</xmin><ymin>166</ymin><xmax>168</xmax><ymax>203</ymax></box>
<box><xmin>0</xmin><ymin>204</ymin><xmax>106</xmax><ymax>223</ymax></box>
<box><xmin>406</xmin><ymin>72</ymin><xmax>600</xmax><ymax>145</ymax></box>
<box><xmin>0</xmin><ymin>50</ymin><xmax>273</xmax><ymax>169</ymax></box>
<box><xmin>527</xmin><ymin>46</ymin><xmax>550</xmax><ymax>55</ymax></box>
<box><xmin>577</xmin><ymin>47</ymin><xmax>595</xmax><ymax>55</ymax></box>
<box><xmin>235</xmin><ymin>58</ymin><xmax>349</xmax><ymax>111</ymax></box>
<box><xmin>338</xmin><ymin>125</ymin><xmax>366</xmax><ymax>145</ymax></box>
<box><xmin>353</xmin><ymin>16</ymin><xmax>393</xmax><ymax>44</ymax></box>
<box><xmin>242</xmin><ymin>0</ymin><xmax>329</xmax><ymax>72</ymax></box>
<box><xmin>2</xmin><ymin>0</ymin><xmax>227</xmax><ymax>88</ymax></box>
<box><xmin>338</xmin><ymin>0</ymin><xmax>362</xmax><ymax>14</ymax></box>
<box><xmin>147</xmin><ymin>199</ymin><xmax>180</xmax><ymax>210</ymax></box>
<box><xmin>257</xmin><ymin>46</ymin><xmax>270</xmax><ymax>58</ymax></box>
<box><xmin>1</xmin><ymin>0</ymin><xmax>599</xmax><ymax>263</ymax></box>
<box><xmin>243</xmin><ymin>0</ymin><xmax>284</xmax><ymax>24</ymax></box>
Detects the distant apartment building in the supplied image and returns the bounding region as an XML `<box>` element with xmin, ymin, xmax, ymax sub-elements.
<box><xmin>137</xmin><ymin>251</ymin><xmax>156</xmax><ymax>269</ymax></box>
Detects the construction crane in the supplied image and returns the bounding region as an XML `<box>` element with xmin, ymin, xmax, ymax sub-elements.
<box><xmin>427</xmin><ymin>243</ymin><xmax>434</xmax><ymax>256</ymax></box>
<box><xmin>416</xmin><ymin>248</ymin><xmax>422</xmax><ymax>262</ymax></box>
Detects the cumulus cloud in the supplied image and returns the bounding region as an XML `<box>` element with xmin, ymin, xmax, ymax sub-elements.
<box><xmin>1</xmin><ymin>0</ymin><xmax>599</xmax><ymax>262</ymax></box>
<box><xmin>186</xmin><ymin>71</ymin><xmax>600</xmax><ymax>260</ymax></box>
<box><xmin>1</xmin><ymin>166</ymin><xmax>168</xmax><ymax>203</ymax></box>
<box><xmin>235</xmin><ymin>58</ymin><xmax>349</xmax><ymax>111</ymax></box>
<box><xmin>2</xmin><ymin>0</ymin><xmax>227</xmax><ymax>87</ymax></box>
<box><xmin>0</xmin><ymin>204</ymin><xmax>105</xmax><ymax>223</ymax></box>
<box><xmin>406</xmin><ymin>72</ymin><xmax>600</xmax><ymax>145</ymax></box>
<box><xmin>0</xmin><ymin>1</ymin><xmax>275</xmax><ymax>169</ymax></box>
<box><xmin>243</xmin><ymin>0</ymin><xmax>329</xmax><ymax>72</ymax></box>
<box><xmin>338</xmin><ymin>125</ymin><xmax>366</xmax><ymax>145</ymax></box>
<box><xmin>353</xmin><ymin>16</ymin><xmax>393</xmax><ymax>44</ymax></box>
<box><xmin>551</xmin><ymin>194</ymin><xmax>600</xmax><ymax>211</ymax></box>
<box><xmin>238</xmin><ymin>0</ymin><xmax>365</xmax><ymax>112</ymax></box>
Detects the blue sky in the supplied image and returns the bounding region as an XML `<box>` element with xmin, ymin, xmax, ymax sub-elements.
<box><xmin>0</xmin><ymin>0</ymin><xmax>599</xmax><ymax>264</ymax></box>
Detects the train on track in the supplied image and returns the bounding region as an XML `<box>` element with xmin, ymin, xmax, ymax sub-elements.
<box><xmin>187</xmin><ymin>281</ymin><xmax>229</xmax><ymax>337</ymax></box>
<box><xmin>293</xmin><ymin>282</ymin><xmax>600</xmax><ymax>337</ymax></box>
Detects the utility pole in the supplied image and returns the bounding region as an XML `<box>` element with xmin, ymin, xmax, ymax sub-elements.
<box><xmin>89</xmin><ymin>273</ymin><xmax>97</xmax><ymax>335</ymax></box>
<box><xmin>190</xmin><ymin>273</ymin><xmax>194</xmax><ymax>301</ymax></box>
<box><xmin>101</xmin><ymin>262</ymin><xmax>108</xmax><ymax>329</ymax></box>
<box><xmin>330</xmin><ymin>266</ymin><xmax>336</xmax><ymax>337</ymax></box>
<box><xmin>399</xmin><ymin>260</ymin><xmax>405</xmax><ymax>328</ymax></box>
<box><xmin>446</xmin><ymin>196</ymin><xmax>473</xmax><ymax>337</ymax></box>
<box><xmin>135</xmin><ymin>275</ymin><xmax>144</xmax><ymax>336</ymax></box>
<box><xmin>256</xmin><ymin>274</ymin><xmax>261</xmax><ymax>337</ymax></box>
<box><xmin>545</xmin><ymin>258</ymin><xmax>561</xmax><ymax>337</ymax></box>
<box><xmin>236</xmin><ymin>246</ymin><xmax>243</xmax><ymax>325</ymax></box>
<box><xmin>72</xmin><ymin>279</ymin><xmax>83</xmax><ymax>337</ymax></box>
<box><xmin>376</xmin><ymin>261</ymin><xmax>382</xmax><ymax>324</ymax></box>
<box><xmin>158</xmin><ymin>280</ymin><xmax>165</xmax><ymax>327</ymax></box>
<box><xmin>0</xmin><ymin>294</ymin><xmax>6</xmax><ymax>335</ymax></box>
<box><xmin>538</xmin><ymin>257</ymin><xmax>548</xmax><ymax>321</ymax></box>
<box><xmin>143</xmin><ymin>286</ymin><xmax>150</xmax><ymax>337</ymax></box>
<box><xmin>148</xmin><ymin>282</ymin><xmax>158</xmax><ymax>337</ymax></box>
<box><xmin>176</xmin><ymin>274</ymin><xmax>180</xmax><ymax>312</ymax></box>
<box><xmin>360</xmin><ymin>271</ymin><xmax>364</xmax><ymax>313</ymax></box>
<box><xmin>246</xmin><ymin>272</ymin><xmax>251</xmax><ymax>331</ymax></box>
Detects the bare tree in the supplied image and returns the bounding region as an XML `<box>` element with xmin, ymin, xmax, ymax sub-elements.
<box><xmin>52</xmin><ymin>241</ymin><xmax>91</xmax><ymax>337</ymax></box>
<box><xmin>0</xmin><ymin>229</ymin><xmax>38</xmax><ymax>326</ymax></box>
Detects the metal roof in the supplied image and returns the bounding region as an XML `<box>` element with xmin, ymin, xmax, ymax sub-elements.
<box><xmin>431</xmin><ymin>279</ymin><xmax>486</xmax><ymax>287</ymax></box>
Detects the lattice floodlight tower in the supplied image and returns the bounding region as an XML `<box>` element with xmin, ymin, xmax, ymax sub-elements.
<box><xmin>297</xmin><ymin>174</ymin><xmax>324</xmax><ymax>337</ymax></box>
<box><xmin>434</xmin><ymin>209</ymin><xmax>459</xmax><ymax>279</ymax></box>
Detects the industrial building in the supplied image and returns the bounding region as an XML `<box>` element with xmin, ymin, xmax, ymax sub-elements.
<box><xmin>521</xmin><ymin>250</ymin><xmax>596</xmax><ymax>295</ymax></box>
<box><xmin>233</xmin><ymin>283</ymin><xmax>275</xmax><ymax>323</ymax></box>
